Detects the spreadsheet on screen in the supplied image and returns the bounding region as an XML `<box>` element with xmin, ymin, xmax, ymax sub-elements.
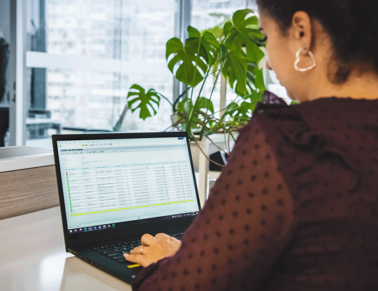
<box><xmin>57</xmin><ymin>137</ymin><xmax>199</xmax><ymax>229</ymax></box>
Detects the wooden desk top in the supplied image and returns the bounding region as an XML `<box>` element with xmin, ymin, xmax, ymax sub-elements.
<box><xmin>0</xmin><ymin>207</ymin><xmax>132</xmax><ymax>291</ymax></box>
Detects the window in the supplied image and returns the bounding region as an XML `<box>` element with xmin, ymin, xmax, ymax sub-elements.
<box><xmin>25</xmin><ymin>0</ymin><xmax>178</xmax><ymax>147</ymax></box>
<box><xmin>191</xmin><ymin>0</ymin><xmax>257</xmax><ymax>31</ymax></box>
<box><xmin>4</xmin><ymin>0</ymin><xmax>288</xmax><ymax>148</ymax></box>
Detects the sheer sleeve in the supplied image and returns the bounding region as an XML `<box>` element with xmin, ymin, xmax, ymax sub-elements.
<box><xmin>132</xmin><ymin>119</ymin><xmax>296</xmax><ymax>291</ymax></box>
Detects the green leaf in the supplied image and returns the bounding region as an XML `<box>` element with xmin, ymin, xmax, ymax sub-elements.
<box><xmin>246</xmin><ymin>63</ymin><xmax>258</xmax><ymax>95</ymax></box>
<box><xmin>226</xmin><ymin>102</ymin><xmax>249</xmax><ymax>119</ymax></box>
<box><xmin>222</xmin><ymin>102</ymin><xmax>239</xmax><ymax>119</ymax></box>
<box><xmin>166</xmin><ymin>37</ymin><xmax>206</xmax><ymax>87</ymax></box>
<box><xmin>194</xmin><ymin>97</ymin><xmax>215</xmax><ymax>115</ymax></box>
<box><xmin>249</xmin><ymin>91</ymin><xmax>263</xmax><ymax>103</ymax></box>
<box><xmin>202</xmin><ymin>32</ymin><xmax>220</xmax><ymax>65</ymax></box>
<box><xmin>127</xmin><ymin>84</ymin><xmax>161</xmax><ymax>121</ymax></box>
<box><xmin>232</xmin><ymin>9</ymin><xmax>258</xmax><ymax>27</ymax></box>
<box><xmin>220</xmin><ymin>9</ymin><xmax>266</xmax><ymax>96</ymax></box>
<box><xmin>178</xmin><ymin>98</ymin><xmax>193</xmax><ymax>113</ymax></box>
<box><xmin>223</xmin><ymin>22</ymin><xmax>232</xmax><ymax>36</ymax></box>
<box><xmin>236</xmin><ymin>63</ymin><xmax>266</xmax><ymax>98</ymax></box>
<box><xmin>221</xmin><ymin>101</ymin><xmax>256</xmax><ymax>123</ymax></box>
<box><xmin>189</xmin><ymin>98</ymin><xmax>214</xmax><ymax>127</ymax></box>
<box><xmin>178</xmin><ymin>97</ymin><xmax>215</xmax><ymax>135</ymax></box>
<box><xmin>221</xmin><ymin>46</ymin><xmax>248</xmax><ymax>94</ymax></box>
<box><xmin>166</xmin><ymin>27</ymin><xmax>219</xmax><ymax>87</ymax></box>
<box><xmin>188</xmin><ymin>26</ymin><xmax>201</xmax><ymax>38</ymax></box>
<box><xmin>224</xmin><ymin>9</ymin><xmax>265</xmax><ymax>63</ymax></box>
<box><xmin>254</xmin><ymin>67</ymin><xmax>266</xmax><ymax>92</ymax></box>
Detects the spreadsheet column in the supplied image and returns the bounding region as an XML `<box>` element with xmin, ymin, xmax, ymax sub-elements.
<box><xmin>66</xmin><ymin>170</ymin><xmax>88</xmax><ymax>215</ymax></box>
<box><xmin>96</xmin><ymin>168</ymin><xmax>119</xmax><ymax>211</ymax></box>
<box><xmin>83</xmin><ymin>169</ymin><xmax>101</xmax><ymax>214</ymax></box>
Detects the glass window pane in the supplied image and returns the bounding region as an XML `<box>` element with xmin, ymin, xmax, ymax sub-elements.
<box><xmin>191</xmin><ymin>0</ymin><xmax>257</xmax><ymax>31</ymax></box>
<box><xmin>25</xmin><ymin>0</ymin><xmax>177</xmax><ymax>148</ymax></box>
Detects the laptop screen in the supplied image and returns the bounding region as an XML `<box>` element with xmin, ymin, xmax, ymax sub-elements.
<box><xmin>56</xmin><ymin>137</ymin><xmax>200</xmax><ymax>234</ymax></box>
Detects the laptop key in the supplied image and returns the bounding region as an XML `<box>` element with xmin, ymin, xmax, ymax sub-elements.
<box><xmin>117</xmin><ymin>259</ymin><xmax>126</xmax><ymax>263</ymax></box>
<box><xmin>107</xmin><ymin>252</ymin><xmax>123</xmax><ymax>257</ymax></box>
<box><xmin>112</xmin><ymin>255</ymin><xmax>125</xmax><ymax>260</ymax></box>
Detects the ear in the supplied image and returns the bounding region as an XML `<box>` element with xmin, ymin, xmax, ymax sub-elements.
<box><xmin>291</xmin><ymin>11</ymin><xmax>313</xmax><ymax>54</ymax></box>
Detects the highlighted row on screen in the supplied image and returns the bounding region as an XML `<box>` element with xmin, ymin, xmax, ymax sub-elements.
<box><xmin>71</xmin><ymin>200</ymin><xmax>195</xmax><ymax>216</ymax></box>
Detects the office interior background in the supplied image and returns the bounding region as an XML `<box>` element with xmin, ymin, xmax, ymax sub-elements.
<box><xmin>0</xmin><ymin>0</ymin><xmax>287</xmax><ymax>149</ymax></box>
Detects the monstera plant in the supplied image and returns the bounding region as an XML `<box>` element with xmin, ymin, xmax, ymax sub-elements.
<box><xmin>126</xmin><ymin>9</ymin><xmax>266</xmax><ymax>142</ymax></box>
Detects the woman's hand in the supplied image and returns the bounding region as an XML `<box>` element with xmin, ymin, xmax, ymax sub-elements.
<box><xmin>124</xmin><ymin>233</ymin><xmax>182</xmax><ymax>267</ymax></box>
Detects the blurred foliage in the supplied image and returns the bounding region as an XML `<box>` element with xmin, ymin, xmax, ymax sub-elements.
<box><xmin>126</xmin><ymin>9</ymin><xmax>266</xmax><ymax>141</ymax></box>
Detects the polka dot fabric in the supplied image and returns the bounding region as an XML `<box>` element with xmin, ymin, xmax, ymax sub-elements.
<box><xmin>132</xmin><ymin>98</ymin><xmax>378</xmax><ymax>291</ymax></box>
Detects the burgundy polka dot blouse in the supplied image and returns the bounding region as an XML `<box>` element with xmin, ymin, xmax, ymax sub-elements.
<box><xmin>132</xmin><ymin>97</ymin><xmax>378</xmax><ymax>291</ymax></box>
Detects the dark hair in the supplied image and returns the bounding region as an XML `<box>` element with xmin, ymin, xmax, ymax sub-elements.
<box><xmin>257</xmin><ymin>0</ymin><xmax>378</xmax><ymax>83</ymax></box>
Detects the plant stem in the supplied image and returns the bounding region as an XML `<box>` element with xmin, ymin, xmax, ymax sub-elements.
<box><xmin>223</xmin><ymin>125</ymin><xmax>236</xmax><ymax>142</ymax></box>
<box><xmin>157</xmin><ymin>93</ymin><xmax>173</xmax><ymax>106</ymax></box>
<box><xmin>197</xmin><ymin>40</ymin><xmax>227</xmax><ymax>139</ymax></box>
<box><xmin>199</xmin><ymin>57</ymin><xmax>226</xmax><ymax>139</ymax></box>
<box><xmin>172</xmin><ymin>86</ymin><xmax>191</xmax><ymax>112</ymax></box>
<box><xmin>197</xmin><ymin>70</ymin><xmax>211</xmax><ymax>99</ymax></box>
<box><xmin>194</xmin><ymin>139</ymin><xmax>225</xmax><ymax>168</ymax></box>
<box><xmin>191</xmin><ymin>64</ymin><xmax>223</xmax><ymax>113</ymax></box>
<box><xmin>190</xmin><ymin>34</ymin><xmax>203</xmax><ymax>102</ymax></box>
<box><xmin>164</xmin><ymin>124</ymin><xmax>174</xmax><ymax>132</ymax></box>
<box><xmin>196</xmin><ymin>40</ymin><xmax>224</xmax><ymax>100</ymax></box>
<box><xmin>185</xmin><ymin>84</ymin><xmax>195</xmax><ymax>140</ymax></box>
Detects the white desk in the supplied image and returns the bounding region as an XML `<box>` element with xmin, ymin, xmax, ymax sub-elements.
<box><xmin>0</xmin><ymin>207</ymin><xmax>132</xmax><ymax>291</ymax></box>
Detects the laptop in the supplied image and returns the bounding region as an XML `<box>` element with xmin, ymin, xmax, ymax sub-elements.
<box><xmin>52</xmin><ymin>132</ymin><xmax>201</xmax><ymax>284</ymax></box>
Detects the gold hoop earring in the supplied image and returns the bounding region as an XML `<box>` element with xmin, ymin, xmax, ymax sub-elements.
<box><xmin>294</xmin><ymin>45</ymin><xmax>316</xmax><ymax>72</ymax></box>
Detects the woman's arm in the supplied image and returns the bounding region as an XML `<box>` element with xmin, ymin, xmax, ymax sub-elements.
<box><xmin>130</xmin><ymin>119</ymin><xmax>297</xmax><ymax>291</ymax></box>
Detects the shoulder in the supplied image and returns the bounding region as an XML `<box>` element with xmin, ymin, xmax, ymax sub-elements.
<box><xmin>244</xmin><ymin>102</ymin><xmax>310</xmax><ymax>150</ymax></box>
<box><xmin>247</xmin><ymin>99</ymin><xmax>364</xmax><ymax>211</ymax></box>
<box><xmin>232</xmin><ymin>102</ymin><xmax>309</xmax><ymax>168</ymax></box>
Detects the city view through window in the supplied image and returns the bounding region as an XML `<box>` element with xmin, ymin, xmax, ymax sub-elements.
<box><xmin>25</xmin><ymin>0</ymin><xmax>260</xmax><ymax>148</ymax></box>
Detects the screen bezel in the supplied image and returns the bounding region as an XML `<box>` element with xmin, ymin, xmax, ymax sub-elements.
<box><xmin>52</xmin><ymin>132</ymin><xmax>201</xmax><ymax>250</ymax></box>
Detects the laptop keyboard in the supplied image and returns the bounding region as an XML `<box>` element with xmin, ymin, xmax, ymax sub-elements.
<box><xmin>93</xmin><ymin>232</ymin><xmax>184</xmax><ymax>264</ymax></box>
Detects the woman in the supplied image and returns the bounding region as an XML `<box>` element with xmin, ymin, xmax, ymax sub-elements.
<box><xmin>125</xmin><ymin>0</ymin><xmax>378</xmax><ymax>290</ymax></box>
